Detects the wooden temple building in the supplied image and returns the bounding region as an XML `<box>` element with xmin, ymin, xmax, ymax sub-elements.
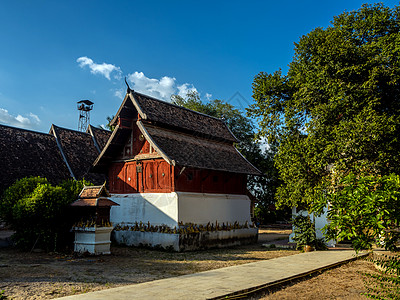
<box><xmin>92</xmin><ymin>88</ymin><xmax>261</xmax><ymax>250</ymax></box>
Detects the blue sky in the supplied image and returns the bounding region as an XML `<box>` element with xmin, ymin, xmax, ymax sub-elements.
<box><xmin>0</xmin><ymin>0</ymin><xmax>399</xmax><ymax>132</ymax></box>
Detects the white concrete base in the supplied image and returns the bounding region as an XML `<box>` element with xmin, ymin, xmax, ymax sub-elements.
<box><xmin>113</xmin><ymin>231</ymin><xmax>180</xmax><ymax>250</ymax></box>
<box><xmin>73</xmin><ymin>227</ymin><xmax>113</xmax><ymax>255</ymax></box>
<box><xmin>180</xmin><ymin>228</ymin><xmax>258</xmax><ymax>251</ymax></box>
<box><xmin>113</xmin><ymin>228</ymin><xmax>258</xmax><ymax>251</ymax></box>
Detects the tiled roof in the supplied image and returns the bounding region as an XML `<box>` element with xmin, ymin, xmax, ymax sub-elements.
<box><xmin>50</xmin><ymin>125</ymin><xmax>106</xmax><ymax>184</ymax></box>
<box><xmin>141</xmin><ymin>123</ymin><xmax>261</xmax><ymax>175</ymax></box>
<box><xmin>0</xmin><ymin>123</ymin><xmax>110</xmax><ymax>195</ymax></box>
<box><xmin>70</xmin><ymin>198</ymin><xmax>119</xmax><ymax>207</ymax></box>
<box><xmin>78</xmin><ymin>184</ymin><xmax>110</xmax><ymax>198</ymax></box>
<box><xmin>0</xmin><ymin>124</ymin><xmax>71</xmax><ymax>194</ymax></box>
<box><xmin>94</xmin><ymin>90</ymin><xmax>261</xmax><ymax>175</ymax></box>
<box><xmin>133</xmin><ymin>92</ymin><xmax>238</xmax><ymax>142</ymax></box>
<box><xmin>87</xmin><ymin>125</ymin><xmax>111</xmax><ymax>151</ymax></box>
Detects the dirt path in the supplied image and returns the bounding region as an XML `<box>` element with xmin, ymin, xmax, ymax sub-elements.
<box><xmin>0</xmin><ymin>241</ymin><xmax>297</xmax><ymax>299</ymax></box>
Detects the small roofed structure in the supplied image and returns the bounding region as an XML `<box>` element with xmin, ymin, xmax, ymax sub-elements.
<box><xmin>71</xmin><ymin>184</ymin><xmax>118</xmax><ymax>255</ymax></box>
<box><xmin>71</xmin><ymin>184</ymin><xmax>119</xmax><ymax>225</ymax></box>
<box><xmin>77</xmin><ymin>100</ymin><xmax>94</xmax><ymax>111</ymax></box>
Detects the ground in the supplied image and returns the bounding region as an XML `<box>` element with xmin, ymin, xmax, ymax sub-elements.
<box><xmin>251</xmin><ymin>259</ymin><xmax>377</xmax><ymax>300</ymax></box>
<box><xmin>0</xmin><ymin>227</ymin><xmax>378</xmax><ymax>299</ymax></box>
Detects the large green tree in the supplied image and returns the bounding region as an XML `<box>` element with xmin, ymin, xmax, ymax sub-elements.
<box><xmin>172</xmin><ymin>92</ymin><xmax>284</xmax><ymax>223</ymax></box>
<box><xmin>248</xmin><ymin>3</ymin><xmax>400</xmax><ymax>210</ymax></box>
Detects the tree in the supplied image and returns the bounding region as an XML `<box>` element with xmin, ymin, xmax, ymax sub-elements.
<box><xmin>171</xmin><ymin>92</ymin><xmax>286</xmax><ymax>223</ymax></box>
<box><xmin>248</xmin><ymin>3</ymin><xmax>400</xmax><ymax>210</ymax></box>
<box><xmin>0</xmin><ymin>177</ymin><xmax>91</xmax><ymax>250</ymax></box>
<box><xmin>103</xmin><ymin>115</ymin><xmax>115</xmax><ymax>131</ymax></box>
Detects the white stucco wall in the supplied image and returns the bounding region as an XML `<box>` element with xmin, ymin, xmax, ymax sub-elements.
<box><xmin>177</xmin><ymin>192</ymin><xmax>252</xmax><ymax>225</ymax></box>
<box><xmin>110</xmin><ymin>193</ymin><xmax>179</xmax><ymax>228</ymax></box>
<box><xmin>110</xmin><ymin>192</ymin><xmax>252</xmax><ymax>227</ymax></box>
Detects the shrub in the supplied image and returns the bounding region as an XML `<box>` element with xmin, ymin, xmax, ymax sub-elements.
<box><xmin>324</xmin><ymin>173</ymin><xmax>400</xmax><ymax>251</ymax></box>
<box><xmin>292</xmin><ymin>214</ymin><xmax>316</xmax><ymax>251</ymax></box>
<box><xmin>0</xmin><ymin>177</ymin><xmax>48</xmax><ymax>225</ymax></box>
<box><xmin>0</xmin><ymin>177</ymin><xmax>91</xmax><ymax>251</ymax></box>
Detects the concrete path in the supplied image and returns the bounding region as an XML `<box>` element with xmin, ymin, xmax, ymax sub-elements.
<box><xmin>58</xmin><ymin>250</ymin><xmax>367</xmax><ymax>300</ymax></box>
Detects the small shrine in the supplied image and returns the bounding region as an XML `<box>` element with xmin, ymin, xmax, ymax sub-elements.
<box><xmin>71</xmin><ymin>184</ymin><xmax>119</xmax><ymax>254</ymax></box>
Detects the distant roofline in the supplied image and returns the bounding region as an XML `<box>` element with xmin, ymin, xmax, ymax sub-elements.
<box><xmin>88</xmin><ymin>124</ymin><xmax>111</xmax><ymax>133</ymax></box>
<box><xmin>50</xmin><ymin>124</ymin><xmax>92</xmax><ymax>135</ymax></box>
<box><xmin>0</xmin><ymin>123</ymin><xmax>52</xmax><ymax>137</ymax></box>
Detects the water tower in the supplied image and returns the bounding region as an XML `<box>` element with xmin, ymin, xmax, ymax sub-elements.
<box><xmin>77</xmin><ymin>100</ymin><xmax>94</xmax><ymax>132</ymax></box>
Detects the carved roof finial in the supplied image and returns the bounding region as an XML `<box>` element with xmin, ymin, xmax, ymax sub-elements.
<box><xmin>125</xmin><ymin>77</ymin><xmax>133</xmax><ymax>93</ymax></box>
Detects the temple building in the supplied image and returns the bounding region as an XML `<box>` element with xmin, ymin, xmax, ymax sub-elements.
<box><xmin>92</xmin><ymin>88</ymin><xmax>261</xmax><ymax>251</ymax></box>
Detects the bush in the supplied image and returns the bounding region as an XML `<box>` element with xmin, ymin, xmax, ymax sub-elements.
<box><xmin>292</xmin><ymin>214</ymin><xmax>316</xmax><ymax>251</ymax></box>
<box><xmin>0</xmin><ymin>177</ymin><xmax>91</xmax><ymax>251</ymax></box>
<box><xmin>324</xmin><ymin>173</ymin><xmax>400</xmax><ymax>251</ymax></box>
<box><xmin>0</xmin><ymin>177</ymin><xmax>48</xmax><ymax>225</ymax></box>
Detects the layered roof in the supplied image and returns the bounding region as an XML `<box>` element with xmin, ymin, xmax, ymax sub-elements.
<box><xmin>111</xmin><ymin>91</ymin><xmax>238</xmax><ymax>143</ymax></box>
<box><xmin>87</xmin><ymin>125</ymin><xmax>112</xmax><ymax>151</ymax></box>
<box><xmin>140</xmin><ymin>123</ymin><xmax>260</xmax><ymax>174</ymax></box>
<box><xmin>94</xmin><ymin>90</ymin><xmax>261</xmax><ymax>175</ymax></box>
<box><xmin>49</xmin><ymin>125</ymin><xmax>107</xmax><ymax>183</ymax></box>
<box><xmin>0</xmin><ymin>124</ymin><xmax>70</xmax><ymax>194</ymax></box>
<box><xmin>0</xmin><ymin>123</ymin><xmax>111</xmax><ymax>195</ymax></box>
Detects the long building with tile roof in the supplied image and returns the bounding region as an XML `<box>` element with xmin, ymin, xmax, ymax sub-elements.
<box><xmin>0</xmin><ymin>124</ymin><xmax>111</xmax><ymax>195</ymax></box>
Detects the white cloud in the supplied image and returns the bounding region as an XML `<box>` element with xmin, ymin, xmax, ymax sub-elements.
<box><xmin>127</xmin><ymin>72</ymin><xmax>177</xmax><ymax>101</ymax></box>
<box><xmin>0</xmin><ymin>108</ymin><xmax>41</xmax><ymax>129</ymax></box>
<box><xmin>205</xmin><ymin>93</ymin><xmax>213</xmax><ymax>100</ymax></box>
<box><xmin>77</xmin><ymin>56</ymin><xmax>122</xmax><ymax>80</ymax></box>
<box><xmin>177</xmin><ymin>83</ymin><xmax>198</xmax><ymax>99</ymax></box>
<box><xmin>28</xmin><ymin>113</ymin><xmax>40</xmax><ymax>123</ymax></box>
<box><xmin>114</xmin><ymin>88</ymin><xmax>124</xmax><ymax>99</ymax></box>
<box><xmin>76</xmin><ymin>56</ymin><xmax>209</xmax><ymax>102</ymax></box>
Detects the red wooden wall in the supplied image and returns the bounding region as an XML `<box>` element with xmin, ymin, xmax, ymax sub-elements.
<box><xmin>108</xmin><ymin>119</ymin><xmax>247</xmax><ymax>195</ymax></box>
<box><xmin>121</xmin><ymin>120</ymin><xmax>153</xmax><ymax>159</ymax></box>
<box><xmin>109</xmin><ymin>159</ymin><xmax>173</xmax><ymax>193</ymax></box>
<box><xmin>109</xmin><ymin>161</ymin><xmax>246</xmax><ymax>195</ymax></box>
<box><xmin>174</xmin><ymin>166</ymin><xmax>246</xmax><ymax>195</ymax></box>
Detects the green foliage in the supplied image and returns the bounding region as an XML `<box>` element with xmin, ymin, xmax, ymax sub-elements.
<box><xmin>253</xmin><ymin>203</ymin><xmax>290</xmax><ymax>224</ymax></box>
<box><xmin>248</xmin><ymin>3</ymin><xmax>400</xmax><ymax>209</ymax></box>
<box><xmin>0</xmin><ymin>290</ymin><xmax>7</xmax><ymax>300</ymax></box>
<box><xmin>292</xmin><ymin>214</ymin><xmax>316</xmax><ymax>250</ymax></box>
<box><xmin>0</xmin><ymin>176</ymin><xmax>48</xmax><ymax>225</ymax></box>
<box><xmin>104</xmin><ymin>115</ymin><xmax>116</xmax><ymax>131</ymax></box>
<box><xmin>292</xmin><ymin>214</ymin><xmax>327</xmax><ymax>251</ymax></box>
<box><xmin>324</xmin><ymin>173</ymin><xmax>400</xmax><ymax>251</ymax></box>
<box><xmin>0</xmin><ymin>177</ymin><xmax>91</xmax><ymax>251</ymax></box>
<box><xmin>171</xmin><ymin>91</ymin><xmax>281</xmax><ymax>221</ymax></box>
